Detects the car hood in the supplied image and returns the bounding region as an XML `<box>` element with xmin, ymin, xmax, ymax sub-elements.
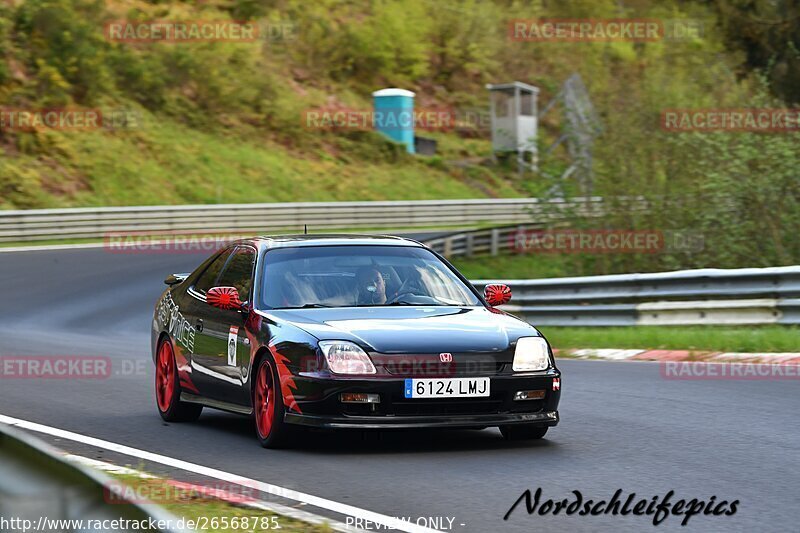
<box><xmin>267</xmin><ymin>306</ymin><xmax>538</xmax><ymax>353</ymax></box>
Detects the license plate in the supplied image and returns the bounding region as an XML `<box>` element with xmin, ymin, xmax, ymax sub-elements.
<box><xmin>404</xmin><ymin>378</ymin><xmax>490</xmax><ymax>399</ymax></box>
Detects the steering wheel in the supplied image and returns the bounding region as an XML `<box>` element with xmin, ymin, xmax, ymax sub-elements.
<box><xmin>386</xmin><ymin>290</ymin><xmax>417</xmax><ymax>305</ymax></box>
<box><xmin>387</xmin><ymin>275</ymin><xmax>416</xmax><ymax>304</ymax></box>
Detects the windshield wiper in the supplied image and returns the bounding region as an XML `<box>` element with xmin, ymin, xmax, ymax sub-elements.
<box><xmin>352</xmin><ymin>302</ymin><xmax>412</xmax><ymax>307</ymax></box>
<box><xmin>278</xmin><ymin>303</ymin><xmax>330</xmax><ymax>309</ymax></box>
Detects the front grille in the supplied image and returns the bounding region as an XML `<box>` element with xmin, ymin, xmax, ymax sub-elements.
<box><xmin>380</xmin><ymin>359</ymin><xmax>506</xmax><ymax>377</ymax></box>
<box><xmin>454</xmin><ymin>362</ymin><xmax>505</xmax><ymax>376</ymax></box>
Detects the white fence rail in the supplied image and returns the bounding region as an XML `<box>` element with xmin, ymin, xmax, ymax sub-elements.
<box><xmin>0</xmin><ymin>197</ymin><xmax>623</xmax><ymax>243</ymax></box>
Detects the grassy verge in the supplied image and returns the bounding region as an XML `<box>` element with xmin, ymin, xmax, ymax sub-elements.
<box><xmin>451</xmin><ymin>254</ymin><xmax>577</xmax><ymax>280</ymax></box>
<box><xmin>541</xmin><ymin>325</ymin><xmax>800</xmax><ymax>353</ymax></box>
<box><xmin>109</xmin><ymin>472</ymin><xmax>332</xmax><ymax>533</ymax></box>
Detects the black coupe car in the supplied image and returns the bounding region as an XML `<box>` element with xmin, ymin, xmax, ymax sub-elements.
<box><xmin>151</xmin><ymin>235</ymin><xmax>560</xmax><ymax>447</ymax></box>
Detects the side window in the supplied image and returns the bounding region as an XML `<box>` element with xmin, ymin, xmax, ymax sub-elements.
<box><xmin>193</xmin><ymin>249</ymin><xmax>233</xmax><ymax>295</ymax></box>
<box><xmin>216</xmin><ymin>246</ymin><xmax>256</xmax><ymax>302</ymax></box>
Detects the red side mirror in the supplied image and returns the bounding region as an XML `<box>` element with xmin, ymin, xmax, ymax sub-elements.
<box><xmin>484</xmin><ymin>284</ymin><xmax>511</xmax><ymax>306</ymax></box>
<box><xmin>206</xmin><ymin>286</ymin><xmax>243</xmax><ymax>310</ymax></box>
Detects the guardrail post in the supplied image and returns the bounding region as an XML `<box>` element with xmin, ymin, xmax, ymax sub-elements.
<box><xmin>465</xmin><ymin>233</ymin><xmax>474</xmax><ymax>258</ymax></box>
<box><xmin>490</xmin><ymin>228</ymin><xmax>500</xmax><ymax>256</ymax></box>
<box><xmin>443</xmin><ymin>237</ymin><xmax>453</xmax><ymax>258</ymax></box>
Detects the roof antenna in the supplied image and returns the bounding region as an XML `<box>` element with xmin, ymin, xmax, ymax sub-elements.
<box><xmin>304</xmin><ymin>224</ymin><xmax>308</xmax><ymax>235</ymax></box>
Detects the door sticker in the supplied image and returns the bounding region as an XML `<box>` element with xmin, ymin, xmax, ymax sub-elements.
<box><xmin>228</xmin><ymin>326</ymin><xmax>239</xmax><ymax>366</ymax></box>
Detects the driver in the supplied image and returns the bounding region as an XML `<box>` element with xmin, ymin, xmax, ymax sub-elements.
<box><xmin>355</xmin><ymin>266</ymin><xmax>386</xmax><ymax>305</ymax></box>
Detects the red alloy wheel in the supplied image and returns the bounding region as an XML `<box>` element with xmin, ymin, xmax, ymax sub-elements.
<box><xmin>156</xmin><ymin>341</ymin><xmax>176</xmax><ymax>412</ymax></box>
<box><xmin>254</xmin><ymin>361</ymin><xmax>275</xmax><ymax>439</ymax></box>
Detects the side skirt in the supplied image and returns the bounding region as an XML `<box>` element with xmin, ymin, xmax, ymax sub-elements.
<box><xmin>180</xmin><ymin>392</ymin><xmax>253</xmax><ymax>416</ymax></box>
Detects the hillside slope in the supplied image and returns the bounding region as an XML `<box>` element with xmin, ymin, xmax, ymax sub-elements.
<box><xmin>1</xmin><ymin>0</ymin><xmax>798</xmax><ymax>273</ymax></box>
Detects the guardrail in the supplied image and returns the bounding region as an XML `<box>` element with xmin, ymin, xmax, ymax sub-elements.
<box><xmin>0</xmin><ymin>197</ymin><xmax>627</xmax><ymax>243</ymax></box>
<box><xmin>425</xmin><ymin>224</ymin><xmax>538</xmax><ymax>257</ymax></box>
<box><xmin>426</xmin><ymin>224</ymin><xmax>699</xmax><ymax>258</ymax></box>
<box><xmin>472</xmin><ymin>266</ymin><xmax>800</xmax><ymax>326</ymax></box>
<box><xmin>0</xmin><ymin>423</ymin><xmax>186</xmax><ymax>532</ymax></box>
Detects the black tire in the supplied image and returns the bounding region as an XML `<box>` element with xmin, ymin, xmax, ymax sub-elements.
<box><xmin>155</xmin><ymin>339</ymin><xmax>203</xmax><ymax>422</ymax></box>
<box><xmin>253</xmin><ymin>354</ymin><xmax>294</xmax><ymax>448</ymax></box>
<box><xmin>499</xmin><ymin>424</ymin><xmax>548</xmax><ymax>441</ymax></box>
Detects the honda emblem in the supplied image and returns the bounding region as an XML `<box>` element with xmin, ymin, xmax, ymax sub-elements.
<box><xmin>439</xmin><ymin>352</ymin><xmax>453</xmax><ymax>363</ymax></box>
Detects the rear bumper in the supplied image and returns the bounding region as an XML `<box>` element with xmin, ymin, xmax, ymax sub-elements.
<box><xmin>285</xmin><ymin>371</ymin><xmax>561</xmax><ymax>429</ymax></box>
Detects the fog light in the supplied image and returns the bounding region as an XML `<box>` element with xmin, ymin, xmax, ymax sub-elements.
<box><xmin>340</xmin><ymin>393</ymin><xmax>380</xmax><ymax>404</ymax></box>
<box><xmin>514</xmin><ymin>389</ymin><xmax>545</xmax><ymax>401</ymax></box>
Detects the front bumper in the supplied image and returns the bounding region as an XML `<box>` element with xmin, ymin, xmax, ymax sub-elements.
<box><xmin>285</xmin><ymin>410</ymin><xmax>559</xmax><ymax>429</ymax></box>
<box><xmin>285</xmin><ymin>371</ymin><xmax>561</xmax><ymax>430</ymax></box>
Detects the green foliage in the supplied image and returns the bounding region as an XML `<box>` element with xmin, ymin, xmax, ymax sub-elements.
<box><xmin>713</xmin><ymin>0</ymin><xmax>800</xmax><ymax>105</ymax></box>
<box><xmin>0</xmin><ymin>161</ymin><xmax>48</xmax><ymax>208</ymax></box>
<box><xmin>0</xmin><ymin>7</ymin><xmax>11</xmax><ymax>86</ymax></box>
<box><xmin>282</xmin><ymin>0</ymin><xmax>431</xmax><ymax>85</ymax></box>
<box><xmin>332</xmin><ymin>130</ymin><xmax>411</xmax><ymax>164</ymax></box>
<box><xmin>14</xmin><ymin>0</ymin><xmax>113</xmax><ymax>103</ymax></box>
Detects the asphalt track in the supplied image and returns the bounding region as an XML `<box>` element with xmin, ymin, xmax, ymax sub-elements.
<box><xmin>1</xmin><ymin>244</ymin><xmax>798</xmax><ymax>532</ymax></box>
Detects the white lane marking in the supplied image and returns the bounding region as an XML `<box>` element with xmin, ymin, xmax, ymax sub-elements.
<box><xmin>0</xmin><ymin>413</ymin><xmax>439</xmax><ymax>533</ymax></box>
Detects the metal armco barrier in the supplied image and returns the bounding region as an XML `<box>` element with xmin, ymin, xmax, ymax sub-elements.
<box><xmin>0</xmin><ymin>423</ymin><xmax>187</xmax><ymax>532</ymax></box>
<box><xmin>425</xmin><ymin>225</ymin><xmax>535</xmax><ymax>258</ymax></box>
<box><xmin>426</xmin><ymin>225</ymin><xmax>699</xmax><ymax>258</ymax></box>
<box><xmin>472</xmin><ymin>266</ymin><xmax>800</xmax><ymax>326</ymax></box>
<box><xmin>0</xmin><ymin>197</ymin><xmax>628</xmax><ymax>243</ymax></box>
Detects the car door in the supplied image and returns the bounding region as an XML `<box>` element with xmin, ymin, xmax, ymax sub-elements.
<box><xmin>190</xmin><ymin>245</ymin><xmax>256</xmax><ymax>404</ymax></box>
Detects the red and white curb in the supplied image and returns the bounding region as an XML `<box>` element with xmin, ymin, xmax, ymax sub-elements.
<box><xmin>556</xmin><ymin>349</ymin><xmax>800</xmax><ymax>364</ymax></box>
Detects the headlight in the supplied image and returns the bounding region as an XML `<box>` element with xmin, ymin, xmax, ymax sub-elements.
<box><xmin>512</xmin><ymin>337</ymin><xmax>550</xmax><ymax>371</ymax></box>
<box><xmin>319</xmin><ymin>341</ymin><xmax>377</xmax><ymax>375</ymax></box>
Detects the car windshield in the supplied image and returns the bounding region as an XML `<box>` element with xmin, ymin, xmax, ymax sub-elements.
<box><xmin>260</xmin><ymin>245</ymin><xmax>481</xmax><ymax>309</ymax></box>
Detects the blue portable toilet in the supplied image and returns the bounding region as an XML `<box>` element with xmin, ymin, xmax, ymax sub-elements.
<box><xmin>372</xmin><ymin>88</ymin><xmax>415</xmax><ymax>153</ymax></box>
